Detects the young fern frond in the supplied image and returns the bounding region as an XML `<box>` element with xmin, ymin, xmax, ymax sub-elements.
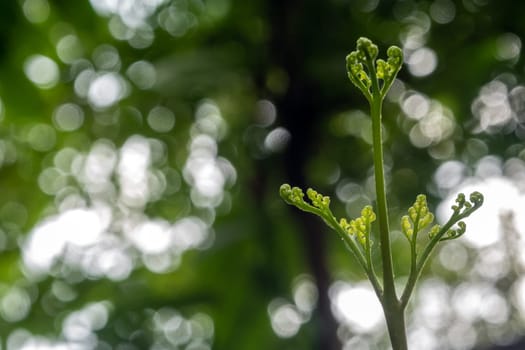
<box><xmin>279</xmin><ymin>184</ymin><xmax>384</xmax><ymax>297</ymax></box>
<box><xmin>280</xmin><ymin>37</ymin><xmax>484</xmax><ymax>350</ymax></box>
<box><xmin>346</xmin><ymin>37</ymin><xmax>403</xmax><ymax>102</ymax></box>
<box><xmin>279</xmin><ymin>184</ymin><xmax>334</xmax><ymax>228</ymax></box>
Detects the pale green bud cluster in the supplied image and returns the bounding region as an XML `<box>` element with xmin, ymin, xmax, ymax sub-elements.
<box><xmin>400</xmin><ymin>191</ymin><xmax>484</xmax><ymax>244</ymax></box>
<box><xmin>451</xmin><ymin>192</ymin><xmax>484</xmax><ymax>215</ymax></box>
<box><xmin>401</xmin><ymin>194</ymin><xmax>437</xmax><ymax>242</ymax></box>
<box><xmin>376</xmin><ymin>46</ymin><xmax>403</xmax><ymax>94</ymax></box>
<box><xmin>340</xmin><ymin>205</ymin><xmax>376</xmax><ymax>247</ymax></box>
<box><xmin>306</xmin><ymin>188</ymin><xmax>331</xmax><ymax>211</ymax></box>
<box><xmin>441</xmin><ymin>221</ymin><xmax>467</xmax><ymax>241</ymax></box>
<box><xmin>357</xmin><ymin>37</ymin><xmax>379</xmax><ymax>60</ymax></box>
<box><xmin>279</xmin><ymin>184</ymin><xmax>306</xmax><ymax>206</ymax></box>
<box><xmin>279</xmin><ymin>184</ymin><xmax>333</xmax><ymax>214</ymax></box>
<box><xmin>346</xmin><ymin>37</ymin><xmax>403</xmax><ymax>100</ymax></box>
<box><xmin>280</xmin><ymin>183</ymin><xmax>378</xmax><ymax>251</ymax></box>
<box><xmin>437</xmin><ymin>191</ymin><xmax>484</xmax><ymax>241</ymax></box>
<box><xmin>346</xmin><ymin>51</ymin><xmax>372</xmax><ymax>92</ymax></box>
<box><xmin>279</xmin><ymin>184</ymin><xmax>333</xmax><ymax>220</ymax></box>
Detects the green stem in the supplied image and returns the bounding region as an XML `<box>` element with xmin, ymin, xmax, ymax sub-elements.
<box><xmin>383</xmin><ymin>303</ymin><xmax>408</xmax><ymax>350</ymax></box>
<box><xmin>367</xmin><ymin>54</ymin><xmax>407</xmax><ymax>349</ymax></box>
<box><xmin>326</xmin><ymin>215</ymin><xmax>384</xmax><ymax>299</ymax></box>
<box><xmin>401</xmin><ymin>213</ymin><xmax>462</xmax><ymax>307</ymax></box>
<box><xmin>372</xmin><ymin>99</ymin><xmax>408</xmax><ymax>349</ymax></box>
<box><xmin>400</xmin><ymin>238</ymin><xmax>418</xmax><ymax>309</ymax></box>
<box><xmin>365</xmin><ymin>230</ymin><xmax>374</xmax><ymax>280</ymax></box>
<box><xmin>370</xmin><ymin>88</ymin><xmax>395</xmax><ymax>299</ymax></box>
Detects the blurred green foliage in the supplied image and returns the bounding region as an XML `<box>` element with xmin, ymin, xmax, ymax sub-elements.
<box><xmin>1</xmin><ymin>0</ymin><xmax>525</xmax><ymax>349</ymax></box>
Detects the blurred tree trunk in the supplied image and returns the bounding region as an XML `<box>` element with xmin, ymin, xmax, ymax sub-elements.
<box><xmin>266</xmin><ymin>0</ymin><xmax>340</xmax><ymax>349</ymax></box>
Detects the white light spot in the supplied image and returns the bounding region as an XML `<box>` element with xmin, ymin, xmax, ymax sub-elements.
<box><xmin>80</xmin><ymin>140</ymin><xmax>117</xmax><ymax>194</ymax></box>
<box><xmin>330</xmin><ymin>282</ymin><xmax>383</xmax><ymax>332</ymax></box>
<box><xmin>27</xmin><ymin>123</ymin><xmax>56</xmax><ymax>152</ymax></box>
<box><xmin>53</xmin><ymin>103</ymin><xmax>84</xmax><ymax>131</ymax></box>
<box><xmin>23</xmin><ymin>208</ymin><xmax>108</xmax><ymax>273</ymax></box>
<box><xmin>1</xmin><ymin>286</ymin><xmax>31</xmax><ymax>323</ymax></box>
<box><xmin>164</xmin><ymin>314</ymin><xmax>193</xmax><ymax>345</ymax></box>
<box><xmin>128</xmin><ymin>219</ymin><xmax>172</xmax><ymax>254</ymax></box>
<box><xmin>434</xmin><ymin>160</ymin><xmax>467</xmax><ymax>192</ymax></box>
<box><xmin>22</xmin><ymin>0</ymin><xmax>50</xmax><ymax>24</ymax></box>
<box><xmin>429</xmin><ymin>0</ymin><xmax>456</xmax><ymax>24</ymax></box>
<box><xmin>24</xmin><ymin>55</ymin><xmax>60</xmax><ymax>89</ymax></box>
<box><xmin>128</xmin><ymin>25</ymin><xmax>155</xmax><ymax>49</ymax></box>
<box><xmin>23</xmin><ymin>220</ymin><xmax>66</xmax><ymax>273</ymax></box>
<box><xmin>409</xmin><ymin>106</ymin><xmax>455</xmax><ymax>148</ymax></box>
<box><xmin>268</xmin><ymin>300</ymin><xmax>303</xmax><ymax>338</ymax></box>
<box><xmin>471</xmin><ymin>79</ymin><xmax>513</xmax><ymax>133</ymax></box>
<box><xmin>512</xmin><ymin>277</ymin><xmax>525</xmax><ymax>319</ymax></box>
<box><xmin>446</xmin><ymin>322</ymin><xmax>477</xmax><ymax>350</ymax></box>
<box><xmin>127</xmin><ymin>60</ymin><xmax>157</xmax><ymax>89</ymax></box>
<box><xmin>402</xmin><ymin>92</ymin><xmax>430</xmax><ymax>120</ymax></box>
<box><xmin>38</xmin><ymin>167</ymin><xmax>67</xmax><ymax>195</ymax></box>
<box><xmin>437</xmin><ymin>177</ymin><xmax>520</xmax><ymax>248</ymax></box>
<box><xmin>171</xmin><ymin>217</ymin><xmax>209</xmax><ymax>251</ymax></box>
<box><xmin>157</xmin><ymin>5</ymin><xmax>197</xmax><ymax>37</ymax></box>
<box><xmin>117</xmin><ymin>135</ymin><xmax>151</xmax><ymax>207</ymax></box>
<box><xmin>452</xmin><ymin>282</ymin><xmax>485</xmax><ymax>322</ymax></box>
<box><xmin>194</xmin><ymin>101</ymin><xmax>228</xmax><ymax>140</ymax></box>
<box><xmin>56</xmin><ymin>34</ymin><xmax>84</xmax><ymax>64</ymax></box>
<box><xmin>407</xmin><ymin>47</ymin><xmax>438</xmax><ymax>77</ymax></box>
<box><xmin>108</xmin><ymin>15</ymin><xmax>134</xmax><ymax>40</ymax></box>
<box><xmin>96</xmin><ymin>245</ymin><xmax>133</xmax><ymax>281</ymax></box>
<box><xmin>62</xmin><ymin>302</ymin><xmax>110</xmax><ymax>341</ymax></box>
<box><xmin>66</xmin><ymin>209</ymin><xmax>107</xmax><ymax>246</ymax></box>
<box><xmin>475</xmin><ymin>155</ymin><xmax>503</xmax><ymax>178</ymax></box>
<box><xmin>415</xmin><ymin>279</ymin><xmax>451</xmax><ymax>330</ymax></box>
<box><xmin>438</xmin><ymin>241</ymin><xmax>468</xmax><ymax>272</ymax></box>
<box><xmin>183</xmin><ymin>133</ymin><xmax>232</xmax><ymax>208</ymax></box>
<box><xmin>147</xmin><ymin>106</ymin><xmax>175</xmax><ymax>133</ymax></box>
<box><xmin>409</xmin><ymin>327</ymin><xmax>438</xmax><ymax>350</ymax></box>
<box><xmin>52</xmin><ymin>280</ymin><xmax>77</xmax><ymax>302</ymax></box>
<box><xmin>89</xmin><ymin>0</ymin><xmax>166</xmax><ymax>29</ymax></box>
<box><xmin>8</xmin><ymin>331</ymin><xmax>77</xmax><ymax>350</ymax></box>
<box><xmin>142</xmin><ymin>252</ymin><xmax>174</xmax><ymax>273</ymax></box>
<box><xmin>336</xmin><ymin>181</ymin><xmax>363</xmax><ymax>203</ymax></box>
<box><xmin>496</xmin><ymin>33</ymin><xmax>521</xmax><ymax>61</ymax></box>
<box><xmin>92</xmin><ymin>44</ymin><xmax>120</xmax><ymax>71</ymax></box>
<box><xmin>74</xmin><ymin>68</ymin><xmax>96</xmax><ymax>98</ymax></box>
<box><xmin>400</xmin><ymin>25</ymin><xmax>427</xmax><ymax>51</ymax></box>
<box><xmin>264</xmin><ymin>127</ymin><xmax>291</xmax><ymax>153</ymax></box>
<box><xmin>480</xmin><ymin>291</ymin><xmax>509</xmax><ymax>324</ymax></box>
<box><xmin>255</xmin><ymin>99</ymin><xmax>277</xmax><ymax>126</ymax></box>
<box><xmin>293</xmin><ymin>275</ymin><xmax>318</xmax><ymax>314</ymax></box>
<box><xmin>88</xmin><ymin>0</ymin><xmax>118</xmax><ymax>15</ymax></box>
<box><xmin>87</xmin><ymin>73</ymin><xmax>127</xmax><ymax>109</ymax></box>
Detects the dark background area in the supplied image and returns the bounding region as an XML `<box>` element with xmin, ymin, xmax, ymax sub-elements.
<box><xmin>1</xmin><ymin>0</ymin><xmax>525</xmax><ymax>349</ymax></box>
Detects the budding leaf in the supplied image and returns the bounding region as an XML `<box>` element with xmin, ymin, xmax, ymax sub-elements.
<box><xmin>401</xmin><ymin>194</ymin><xmax>435</xmax><ymax>242</ymax></box>
<box><xmin>346</xmin><ymin>37</ymin><xmax>403</xmax><ymax>101</ymax></box>
<box><xmin>279</xmin><ymin>183</ymin><xmax>340</xmax><ymax>231</ymax></box>
<box><xmin>340</xmin><ymin>205</ymin><xmax>376</xmax><ymax>248</ymax></box>
<box><xmin>430</xmin><ymin>191</ymin><xmax>484</xmax><ymax>242</ymax></box>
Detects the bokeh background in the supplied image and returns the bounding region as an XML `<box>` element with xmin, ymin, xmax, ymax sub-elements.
<box><xmin>1</xmin><ymin>0</ymin><xmax>525</xmax><ymax>349</ymax></box>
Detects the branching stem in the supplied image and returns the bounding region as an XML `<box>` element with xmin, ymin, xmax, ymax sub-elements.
<box><xmin>366</xmin><ymin>43</ymin><xmax>408</xmax><ymax>350</ymax></box>
<box><xmin>280</xmin><ymin>37</ymin><xmax>483</xmax><ymax>350</ymax></box>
